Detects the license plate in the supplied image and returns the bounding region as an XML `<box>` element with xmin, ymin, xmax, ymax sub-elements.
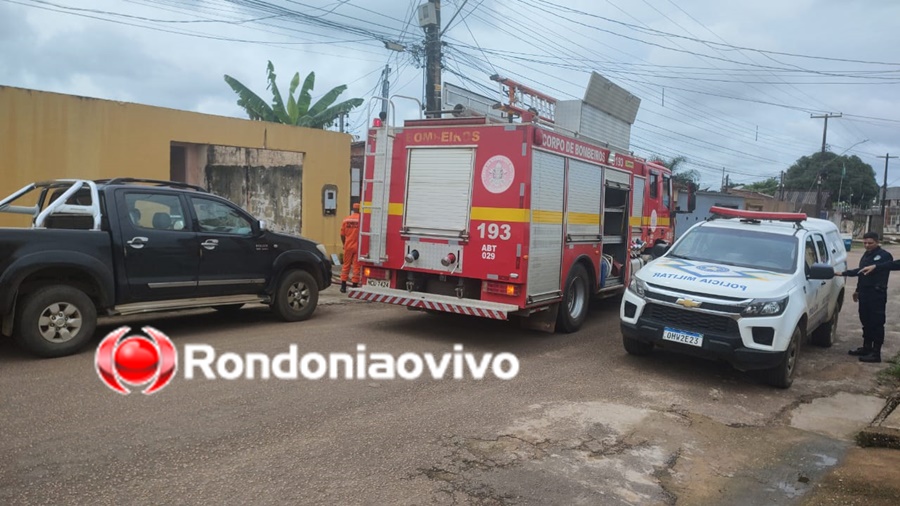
<box><xmin>662</xmin><ymin>328</ymin><xmax>703</xmax><ymax>347</ymax></box>
<box><xmin>366</xmin><ymin>279</ymin><xmax>390</xmax><ymax>288</ymax></box>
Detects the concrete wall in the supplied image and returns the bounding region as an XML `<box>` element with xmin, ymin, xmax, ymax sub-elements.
<box><xmin>0</xmin><ymin>86</ymin><xmax>350</xmax><ymax>254</ymax></box>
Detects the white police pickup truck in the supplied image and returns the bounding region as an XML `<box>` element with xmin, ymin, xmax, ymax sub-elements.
<box><xmin>620</xmin><ymin>207</ymin><xmax>847</xmax><ymax>388</ymax></box>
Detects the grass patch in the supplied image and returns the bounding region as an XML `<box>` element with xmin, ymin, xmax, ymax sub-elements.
<box><xmin>876</xmin><ymin>351</ymin><xmax>900</xmax><ymax>385</ymax></box>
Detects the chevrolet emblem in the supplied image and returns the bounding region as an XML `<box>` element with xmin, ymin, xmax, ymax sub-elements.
<box><xmin>676</xmin><ymin>298</ymin><xmax>702</xmax><ymax>308</ymax></box>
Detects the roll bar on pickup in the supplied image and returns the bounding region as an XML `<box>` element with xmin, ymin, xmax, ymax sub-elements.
<box><xmin>0</xmin><ymin>179</ymin><xmax>102</xmax><ymax>230</ymax></box>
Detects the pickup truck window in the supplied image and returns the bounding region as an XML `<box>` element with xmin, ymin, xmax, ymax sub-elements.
<box><xmin>125</xmin><ymin>193</ymin><xmax>187</xmax><ymax>231</ymax></box>
<box><xmin>805</xmin><ymin>237</ymin><xmax>818</xmax><ymax>270</ymax></box>
<box><xmin>814</xmin><ymin>233</ymin><xmax>829</xmax><ymax>263</ymax></box>
<box><xmin>668</xmin><ymin>226</ymin><xmax>798</xmax><ymax>274</ymax></box>
<box><xmin>192</xmin><ymin>197</ymin><xmax>253</xmax><ymax>236</ymax></box>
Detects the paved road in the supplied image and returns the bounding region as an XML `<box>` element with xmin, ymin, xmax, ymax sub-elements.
<box><xmin>1</xmin><ymin>247</ymin><xmax>898</xmax><ymax>505</ymax></box>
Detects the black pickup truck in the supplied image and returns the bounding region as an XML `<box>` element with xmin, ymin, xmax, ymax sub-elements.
<box><xmin>0</xmin><ymin>178</ymin><xmax>332</xmax><ymax>358</ymax></box>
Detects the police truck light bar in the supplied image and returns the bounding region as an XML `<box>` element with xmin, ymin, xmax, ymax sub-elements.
<box><xmin>710</xmin><ymin>206</ymin><xmax>807</xmax><ymax>222</ymax></box>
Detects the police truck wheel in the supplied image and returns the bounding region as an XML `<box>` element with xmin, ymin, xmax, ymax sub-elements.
<box><xmin>15</xmin><ymin>285</ymin><xmax>97</xmax><ymax>358</ymax></box>
<box><xmin>557</xmin><ymin>263</ymin><xmax>590</xmax><ymax>333</ymax></box>
<box><xmin>765</xmin><ymin>326</ymin><xmax>801</xmax><ymax>389</ymax></box>
<box><xmin>271</xmin><ymin>270</ymin><xmax>319</xmax><ymax>322</ymax></box>
<box><xmin>810</xmin><ymin>303</ymin><xmax>840</xmax><ymax>348</ymax></box>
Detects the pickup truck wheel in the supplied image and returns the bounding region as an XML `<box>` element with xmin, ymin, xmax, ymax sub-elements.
<box><xmin>16</xmin><ymin>285</ymin><xmax>97</xmax><ymax>358</ymax></box>
<box><xmin>271</xmin><ymin>270</ymin><xmax>319</xmax><ymax>322</ymax></box>
<box><xmin>556</xmin><ymin>263</ymin><xmax>590</xmax><ymax>333</ymax></box>
<box><xmin>765</xmin><ymin>326</ymin><xmax>801</xmax><ymax>389</ymax></box>
<box><xmin>810</xmin><ymin>304</ymin><xmax>839</xmax><ymax>348</ymax></box>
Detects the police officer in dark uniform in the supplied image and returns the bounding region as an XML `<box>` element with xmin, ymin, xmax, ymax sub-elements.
<box><xmin>837</xmin><ymin>232</ymin><xmax>893</xmax><ymax>363</ymax></box>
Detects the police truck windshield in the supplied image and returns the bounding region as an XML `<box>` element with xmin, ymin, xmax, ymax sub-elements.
<box><xmin>668</xmin><ymin>227</ymin><xmax>798</xmax><ymax>274</ymax></box>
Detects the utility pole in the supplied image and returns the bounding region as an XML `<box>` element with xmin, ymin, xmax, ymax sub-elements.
<box><xmin>811</xmin><ymin>113</ymin><xmax>842</xmax><ymax>218</ymax></box>
<box><xmin>419</xmin><ymin>0</ymin><xmax>442</xmax><ymax>117</ymax></box>
<box><xmin>720</xmin><ymin>167</ymin><xmax>725</xmax><ymax>192</ymax></box>
<box><xmin>779</xmin><ymin>171</ymin><xmax>785</xmax><ymax>201</ymax></box>
<box><xmin>878</xmin><ymin>153</ymin><xmax>897</xmax><ymax>224</ymax></box>
<box><xmin>379</xmin><ymin>65</ymin><xmax>391</xmax><ymax>117</ymax></box>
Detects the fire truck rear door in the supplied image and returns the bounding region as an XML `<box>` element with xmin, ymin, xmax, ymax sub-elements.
<box><xmin>404</xmin><ymin>147</ymin><xmax>475</xmax><ymax>237</ymax></box>
<box><xmin>527</xmin><ymin>150</ymin><xmax>565</xmax><ymax>301</ymax></box>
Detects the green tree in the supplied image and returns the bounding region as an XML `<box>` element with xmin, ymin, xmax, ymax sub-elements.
<box><xmin>783</xmin><ymin>152</ymin><xmax>878</xmax><ymax>206</ymax></box>
<box><xmin>742</xmin><ymin>177</ymin><xmax>780</xmax><ymax>195</ymax></box>
<box><xmin>224</xmin><ymin>61</ymin><xmax>363</xmax><ymax>129</ymax></box>
<box><xmin>650</xmin><ymin>155</ymin><xmax>699</xmax><ymax>187</ymax></box>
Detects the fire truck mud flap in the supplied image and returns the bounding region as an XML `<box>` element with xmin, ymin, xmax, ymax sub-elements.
<box><xmin>347</xmin><ymin>287</ymin><xmax>518</xmax><ymax>320</ymax></box>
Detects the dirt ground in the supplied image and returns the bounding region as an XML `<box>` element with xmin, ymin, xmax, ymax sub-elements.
<box><xmin>802</xmin><ymin>447</ymin><xmax>900</xmax><ymax>504</ymax></box>
<box><xmin>802</xmin><ymin>239</ymin><xmax>900</xmax><ymax>505</ymax></box>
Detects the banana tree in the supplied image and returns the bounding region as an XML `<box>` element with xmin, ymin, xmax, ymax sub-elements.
<box><xmin>224</xmin><ymin>61</ymin><xmax>363</xmax><ymax>129</ymax></box>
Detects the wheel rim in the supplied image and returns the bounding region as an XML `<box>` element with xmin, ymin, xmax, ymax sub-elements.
<box><xmin>37</xmin><ymin>302</ymin><xmax>83</xmax><ymax>343</ymax></box>
<box><xmin>287</xmin><ymin>281</ymin><xmax>310</xmax><ymax>311</ymax></box>
<box><xmin>829</xmin><ymin>312</ymin><xmax>839</xmax><ymax>343</ymax></box>
<box><xmin>785</xmin><ymin>332</ymin><xmax>799</xmax><ymax>376</ymax></box>
<box><xmin>567</xmin><ymin>276</ymin><xmax>586</xmax><ymax>319</ymax></box>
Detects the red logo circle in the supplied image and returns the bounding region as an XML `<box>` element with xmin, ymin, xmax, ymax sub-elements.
<box><xmin>114</xmin><ymin>337</ymin><xmax>160</xmax><ymax>384</ymax></box>
<box><xmin>95</xmin><ymin>326</ymin><xmax>177</xmax><ymax>395</ymax></box>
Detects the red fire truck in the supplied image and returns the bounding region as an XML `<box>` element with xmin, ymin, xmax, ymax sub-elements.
<box><xmin>348</xmin><ymin>78</ymin><xmax>686</xmax><ymax>332</ymax></box>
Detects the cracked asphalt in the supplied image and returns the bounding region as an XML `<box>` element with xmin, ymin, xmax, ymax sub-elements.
<box><xmin>2</xmin><ymin>246</ymin><xmax>899</xmax><ymax>505</ymax></box>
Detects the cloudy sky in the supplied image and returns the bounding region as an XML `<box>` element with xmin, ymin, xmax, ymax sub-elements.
<box><xmin>3</xmin><ymin>0</ymin><xmax>899</xmax><ymax>192</ymax></box>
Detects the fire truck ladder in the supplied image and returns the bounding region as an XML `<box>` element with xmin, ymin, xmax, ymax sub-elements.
<box><xmin>358</xmin><ymin>96</ymin><xmax>421</xmax><ymax>264</ymax></box>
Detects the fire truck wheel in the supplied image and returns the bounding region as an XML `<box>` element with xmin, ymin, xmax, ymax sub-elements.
<box><xmin>557</xmin><ymin>263</ymin><xmax>590</xmax><ymax>333</ymax></box>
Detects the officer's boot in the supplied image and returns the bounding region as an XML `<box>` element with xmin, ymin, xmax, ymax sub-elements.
<box><xmin>849</xmin><ymin>339</ymin><xmax>873</xmax><ymax>356</ymax></box>
<box><xmin>340</xmin><ymin>281</ymin><xmax>347</xmax><ymax>293</ymax></box>
<box><xmin>849</xmin><ymin>346</ymin><xmax>872</xmax><ymax>356</ymax></box>
<box><xmin>860</xmin><ymin>342</ymin><xmax>882</xmax><ymax>363</ymax></box>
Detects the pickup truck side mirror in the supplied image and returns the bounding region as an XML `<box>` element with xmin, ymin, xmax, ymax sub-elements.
<box><xmin>807</xmin><ymin>263</ymin><xmax>834</xmax><ymax>280</ymax></box>
<box><xmin>650</xmin><ymin>242</ymin><xmax>670</xmax><ymax>259</ymax></box>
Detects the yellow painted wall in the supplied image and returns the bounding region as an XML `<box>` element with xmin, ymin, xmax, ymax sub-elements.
<box><xmin>0</xmin><ymin>86</ymin><xmax>350</xmax><ymax>255</ymax></box>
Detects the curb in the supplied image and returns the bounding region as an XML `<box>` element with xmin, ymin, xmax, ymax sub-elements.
<box><xmin>857</xmin><ymin>392</ymin><xmax>900</xmax><ymax>449</ymax></box>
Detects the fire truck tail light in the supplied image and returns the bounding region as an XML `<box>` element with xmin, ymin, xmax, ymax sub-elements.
<box><xmin>372</xmin><ymin>118</ymin><xmax>383</xmax><ymax>127</ymax></box>
<box><xmin>484</xmin><ymin>282</ymin><xmax>520</xmax><ymax>296</ymax></box>
<box><xmin>364</xmin><ymin>267</ymin><xmax>390</xmax><ymax>280</ymax></box>
<box><xmin>441</xmin><ymin>253</ymin><xmax>457</xmax><ymax>267</ymax></box>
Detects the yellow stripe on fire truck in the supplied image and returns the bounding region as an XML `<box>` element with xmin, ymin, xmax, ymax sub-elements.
<box><xmin>361</xmin><ymin>202</ymin><xmax>404</xmax><ymax>216</ymax></box>
<box><xmin>628</xmin><ymin>216</ymin><xmax>672</xmax><ymax>226</ymax></box>
<box><xmin>566</xmin><ymin>212</ymin><xmax>601</xmax><ymax>226</ymax></box>
<box><xmin>470</xmin><ymin>207</ymin><xmax>530</xmax><ymax>223</ymax></box>
<box><xmin>531</xmin><ymin>210</ymin><xmax>564</xmax><ymax>224</ymax></box>
<box><xmin>362</xmin><ymin>204</ymin><xmax>620</xmax><ymax>227</ymax></box>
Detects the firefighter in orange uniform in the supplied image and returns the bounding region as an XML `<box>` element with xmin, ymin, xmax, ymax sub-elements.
<box><xmin>340</xmin><ymin>203</ymin><xmax>361</xmax><ymax>293</ymax></box>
